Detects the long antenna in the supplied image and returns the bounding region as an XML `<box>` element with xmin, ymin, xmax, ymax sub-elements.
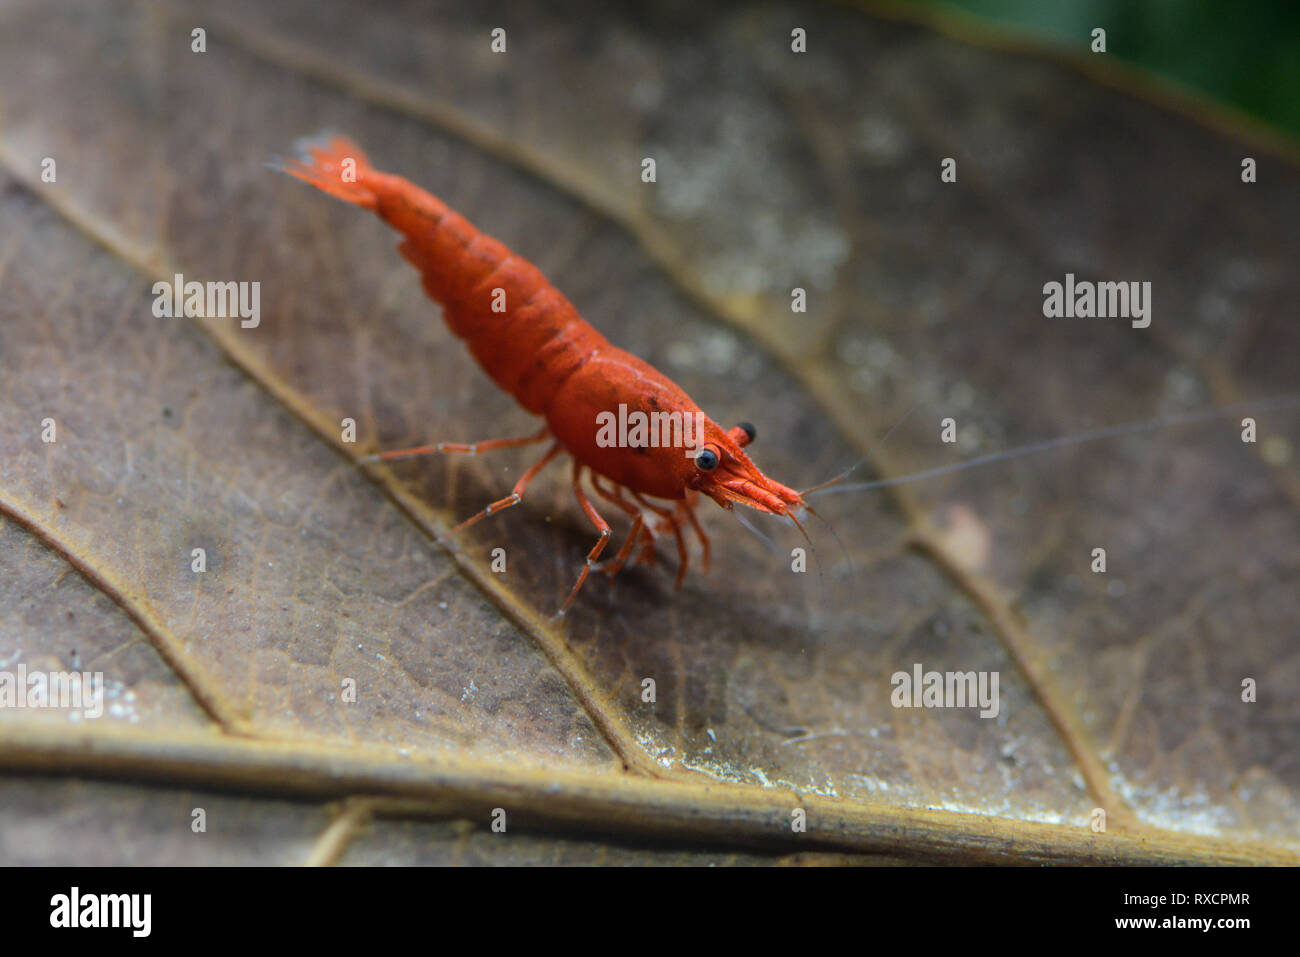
<box><xmin>799</xmin><ymin>402</ymin><xmax>916</xmax><ymax>496</ymax></box>
<box><xmin>810</xmin><ymin>392</ymin><xmax>1300</xmax><ymax>499</ymax></box>
<box><xmin>730</xmin><ymin>507</ymin><xmax>782</xmax><ymax>554</ymax></box>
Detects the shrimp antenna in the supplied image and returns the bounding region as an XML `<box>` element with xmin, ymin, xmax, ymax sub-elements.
<box><xmin>730</xmin><ymin>507</ymin><xmax>782</xmax><ymax>554</ymax></box>
<box><xmin>785</xmin><ymin>505</ymin><xmax>836</xmax><ymax>622</ymax></box>
<box><xmin>810</xmin><ymin>391</ymin><xmax>1300</xmax><ymax>499</ymax></box>
<box><xmin>785</xmin><ymin>505</ymin><xmax>827</xmax><ymax>590</ymax></box>
<box><xmin>799</xmin><ymin>402</ymin><xmax>916</xmax><ymax>496</ymax></box>
<box><xmin>803</xmin><ymin>503</ymin><xmax>856</xmax><ymax>588</ymax></box>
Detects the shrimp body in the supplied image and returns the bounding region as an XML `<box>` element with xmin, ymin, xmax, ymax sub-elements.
<box><xmin>279</xmin><ymin>136</ymin><xmax>804</xmax><ymax>609</ymax></box>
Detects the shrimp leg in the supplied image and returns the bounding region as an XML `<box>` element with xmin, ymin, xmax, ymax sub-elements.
<box><xmin>560</xmin><ymin>464</ymin><xmax>615</xmax><ymax>615</ymax></box>
<box><xmin>588</xmin><ymin>475</ymin><xmax>649</xmax><ymax>580</ymax></box>
<box><xmin>676</xmin><ymin>493</ymin><xmax>711</xmax><ymax>575</ymax></box>
<box><xmin>631</xmin><ymin>491</ymin><xmax>690</xmax><ymax>587</ymax></box>
<box><xmin>452</xmin><ymin>442</ymin><xmax>562</xmax><ymax>533</ymax></box>
<box><xmin>360</xmin><ymin>425</ymin><xmax>550</xmax><ymax>463</ymax></box>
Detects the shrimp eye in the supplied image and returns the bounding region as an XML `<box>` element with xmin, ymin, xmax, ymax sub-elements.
<box><xmin>737</xmin><ymin>422</ymin><xmax>756</xmax><ymax>444</ymax></box>
<box><xmin>695</xmin><ymin>447</ymin><xmax>720</xmax><ymax>471</ymax></box>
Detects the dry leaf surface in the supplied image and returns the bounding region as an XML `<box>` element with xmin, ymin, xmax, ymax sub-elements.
<box><xmin>0</xmin><ymin>0</ymin><xmax>1297</xmax><ymax>864</ymax></box>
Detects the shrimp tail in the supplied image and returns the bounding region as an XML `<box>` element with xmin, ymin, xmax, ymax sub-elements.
<box><xmin>271</xmin><ymin>133</ymin><xmax>378</xmax><ymax>209</ymax></box>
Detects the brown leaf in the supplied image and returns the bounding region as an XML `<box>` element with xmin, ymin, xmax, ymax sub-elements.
<box><xmin>1</xmin><ymin>0</ymin><xmax>1297</xmax><ymax>864</ymax></box>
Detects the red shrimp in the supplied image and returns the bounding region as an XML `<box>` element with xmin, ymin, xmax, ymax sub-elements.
<box><xmin>276</xmin><ymin>135</ymin><xmax>807</xmax><ymax>614</ymax></box>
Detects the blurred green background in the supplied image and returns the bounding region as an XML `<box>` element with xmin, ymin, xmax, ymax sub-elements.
<box><xmin>898</xmin><ymin>0</ymin><xmax>1300</xmax><ymax>141</ymax></box>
